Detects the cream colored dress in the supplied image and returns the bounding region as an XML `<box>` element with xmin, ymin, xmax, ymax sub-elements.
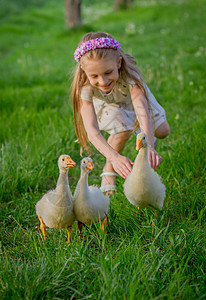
<box><xmin>81</xmin><ymin>77</ymin><xmax>166</xmax><ymax>135</ymax></box>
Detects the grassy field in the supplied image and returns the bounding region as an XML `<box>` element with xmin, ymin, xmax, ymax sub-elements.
<box><xmin>0</xmin><ymin>0</ymin><xmax>205</xmax><ymax>299</ymax></box>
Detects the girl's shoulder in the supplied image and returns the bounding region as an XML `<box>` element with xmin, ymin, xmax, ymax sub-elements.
<box><xmin>122</xmin><ymin>71</ymin><xmax>147</xmax><ymax>92</ymax></box>
<box><xmin>81</xmin><ymin>84</ymin><xmax>94</xmax><ymax>101</ymax></box>
<box><xmin>119</xmin><ymin>74</ymin><xmax>137</xmax><ymax>91</ymax></box>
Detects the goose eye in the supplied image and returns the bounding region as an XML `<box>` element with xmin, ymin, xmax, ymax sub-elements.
<box><xmin>62</xmin><ymin>158</ymin><xmax>65</xmax><ymax>161</ymax></box>
<box><xmin>142</xmin><ymin>137</ymin><xmax>145</xmax><ymax>140</ymax></box>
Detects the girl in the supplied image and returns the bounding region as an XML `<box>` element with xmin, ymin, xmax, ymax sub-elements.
<box><xmin>72</xmin><ymin>32</ymin><xmax>170</xmax><ymax>195</ymax></box>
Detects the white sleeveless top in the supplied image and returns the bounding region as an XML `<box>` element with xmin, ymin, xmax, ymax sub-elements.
<box><xmin>80</xmin><ymin>77</ymin><xmax>166</xmax><ymax>135</ymax></box>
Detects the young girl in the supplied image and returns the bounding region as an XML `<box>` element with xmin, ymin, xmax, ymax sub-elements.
<box><xmin>72</xmin><ymin>32</ymin><xmax>170</xmax><ymax>195</ymax></box>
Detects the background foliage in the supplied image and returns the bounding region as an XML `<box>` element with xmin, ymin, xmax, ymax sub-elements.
<box><xmin>0</xmin><ymin>0</ymin><xmax>205</xmax><ymax>299</ymax></box>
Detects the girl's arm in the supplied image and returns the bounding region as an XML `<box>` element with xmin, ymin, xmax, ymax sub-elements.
<box><xmin>81</xmin><ymin>99</ymin><xmax>133</xmax><ymax>178</ymax></box>
<box><xmin>131</xmin><ymin>85</ymin><xmax>162</xmax><ymax>169</ymax></box>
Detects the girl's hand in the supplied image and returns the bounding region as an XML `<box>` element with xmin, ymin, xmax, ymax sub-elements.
<box><xmin>110</xmin><ymin>153</ymin><xmax>133</xmax><ymax>179</ymax></box>
<box><xmin>148</xmin><ymin>146</ymin><xmax>162</xmax><ymax>169</ymax></box>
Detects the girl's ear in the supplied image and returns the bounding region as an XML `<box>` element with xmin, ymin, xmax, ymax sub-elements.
<box><xmin>118</xmin><ymin>56</ymin><xmax>122</xmax><ymax>69</ymax></box>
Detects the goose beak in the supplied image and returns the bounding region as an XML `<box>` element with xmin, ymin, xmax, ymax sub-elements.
<box><xmin>136</xmin><ymin>139</ymin><xmax>143</xmax><ymax>151</ymax></box>
<box><xmin>86</xmin><ymin>161</ymin><xmax>94</xmax><ymax>171</ymax></box>
<box><xmin>67</xmin><ymin>157</ymin><xmax>76</xmax><ymax>167</ymax></box>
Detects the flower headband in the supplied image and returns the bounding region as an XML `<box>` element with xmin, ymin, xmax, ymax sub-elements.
<box><xmin>74</xmin><ymin>37</ymin><xmax>121</xmax><ymax>62</ymax></box>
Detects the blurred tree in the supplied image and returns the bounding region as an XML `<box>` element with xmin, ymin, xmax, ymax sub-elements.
<box><xmin>65</xmin><ymin>0</ymin><xmax>133</xmax><ymax>28</ymax></box>
<box><xmin>114</xmin><ymin>0</ymin><xmax>133</xmax><ymax>11</ymax></box>
<box><xmin>65</xmin><ymin>0</ymin><xmax>82</xmax><ymax>28</ymax></box>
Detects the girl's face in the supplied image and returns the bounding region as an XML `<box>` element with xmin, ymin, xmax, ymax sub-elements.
<box><xmin>82</xmin><ymin>54</ymin><xmax>122</xmax><ymax>94</ymax></box>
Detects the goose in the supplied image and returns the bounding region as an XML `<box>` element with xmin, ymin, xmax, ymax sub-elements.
<box><xmin>36</xmin><ymin>154</ymin><xmax>76</xmax><ymax>242</ymax></box>
<box><xmin>73</xmin><ymin>157</ymin><xmax>110</xmax><ymax>236</ymax></box>
<box><xmin>123</xmin><ymin>132</ymin><xmax>165</xmax><ymax>211</ymax></box>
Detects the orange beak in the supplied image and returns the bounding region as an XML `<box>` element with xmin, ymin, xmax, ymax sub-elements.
<box><xmin>67</xmin><ymin>157</ymin><xmax>76</xmax><ymax>168</ymax></box>
<box><xmin>86</xmin><ymin>161</ymin><xmax>94</xmax><ymax>171</ymax></box>
<box><xmin>136</xmin><ymin>139</ymin><xmax>143</xmax><ymax>151</ymax></box>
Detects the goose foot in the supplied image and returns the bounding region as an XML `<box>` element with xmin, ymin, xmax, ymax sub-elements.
<box><xmin>152</xmin><ymin>208</ymin><xmax>158</xmax><ymax>218</ymax></box>
<box><xmin>66</xmin><ymin>225</ymin><xmax>72</xmax><ymax>245</ymax></box>
<box><xmin>77</xmin><ymin>221</ymin><xmax>84</xmax><ymax>239</ymax></box>
<box><xmin>38</xmin><ymin>216</ymin><xmax>48</xmax><ymax>240</ymax></box>
<box><xmin>138</xmin><ymin>207</ymin><xmax>144</xmax><ymax>213</ymax></box>
<box><xmin>101</xmin><ymin>216</ymin><xmax>107</xmax><ymax>232</ymax></box>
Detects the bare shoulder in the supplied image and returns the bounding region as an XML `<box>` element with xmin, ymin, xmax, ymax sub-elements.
<box><xmin>130</xmin><ymin>84</ymin><xmax>146</xmax><ymax>103</ymax></box>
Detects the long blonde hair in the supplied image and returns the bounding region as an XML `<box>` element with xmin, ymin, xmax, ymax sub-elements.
<box><xmin>71</xmin><ymin>32</ymin><xmax>148</xmax><ymax>155</ymax></box>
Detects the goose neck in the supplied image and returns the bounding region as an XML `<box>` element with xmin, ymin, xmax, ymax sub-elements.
<box><xmin>139</xmin><ymin>146</ymin><xmax>148</xmax><ymax>158</ymax></box>
<box><xmin>55</xmin><ymin>169</ymin><xmax>72</xmax><ymax>205</ymax></box>
<box><xmin>79</xmin><ymin>169</ymin><xmax>89</xmax><ymax>189</ymax></box>
<box><xmin>133</xmin><ymin>146</ymin><xmax>148</xmax><ymax>169</ymax></box>
<box><xmin>57</xmin><ymin>169</ymin><xmax>69</xmax><ymax>187</ymax></box>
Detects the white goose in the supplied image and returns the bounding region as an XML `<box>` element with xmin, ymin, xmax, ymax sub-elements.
<box><xmin>124</xmin><ymin>132</ymin><xmax>165</xmax><ymax>210</ymax></box>
<box><xmin>36</xmin><ymin>154</ymin><xmax>76</xmax><ymax>242</ymax></box>
<box><xmin>73</xmin><ymin>157</ymin><xmax>110</xmax><ymax>235</ymax></box>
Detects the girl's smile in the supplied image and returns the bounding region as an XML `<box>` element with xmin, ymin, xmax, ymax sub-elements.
<box><xmin>82</xmin><ymin>55</ymin><xmax>122</xmax><ymax>94</ymax></box>
<box><xmin>100</xmin><ymin>81</ymin><xmax>113</xmax><ymax>90</ymax></box>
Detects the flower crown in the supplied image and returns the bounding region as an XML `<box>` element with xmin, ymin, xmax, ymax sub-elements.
<box><xmin>74</xmin><ymin>37</ymin><xmax>121</xmax><ymax>62</ymax></box>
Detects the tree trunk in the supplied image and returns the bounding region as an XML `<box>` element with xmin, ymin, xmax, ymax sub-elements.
<box><xmin>65</xmin><ymin>0</ymin><xmax>82</xmax><ymax>28</ymax></box>
<box><xmin>114</xmin><ymin>0</ymin><xmax>133</xmax><ymax>11</ymax></box>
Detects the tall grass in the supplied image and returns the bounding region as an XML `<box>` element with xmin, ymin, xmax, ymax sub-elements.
<box><xmin>0</xmin><ymin>0</ymin><xmax>205</xmax><ymax>299</ymax></box>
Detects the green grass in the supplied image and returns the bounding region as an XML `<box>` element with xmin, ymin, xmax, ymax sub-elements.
<box><xmin>0</xmin><ymin>0</ymin><xmax>206</xmax><ymax>299</ymax></box>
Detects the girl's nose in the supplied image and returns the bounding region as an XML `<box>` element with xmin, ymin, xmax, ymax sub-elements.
<box><xmin>99</xmin><ymin>75</ymin><xmax>108</xmax><ymax>85</ymax></box>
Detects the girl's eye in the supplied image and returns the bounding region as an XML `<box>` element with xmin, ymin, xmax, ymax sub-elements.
<box><xmin>105</xmin><ymin>71</ymin><xmax>112</xmax><ymax>75</ymax></box>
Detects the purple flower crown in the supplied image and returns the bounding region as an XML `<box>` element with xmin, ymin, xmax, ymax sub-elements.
<box><xmin>74</xmin><ymin>37</ymin><xmax>121</xmax><ymax>62</ymax></box>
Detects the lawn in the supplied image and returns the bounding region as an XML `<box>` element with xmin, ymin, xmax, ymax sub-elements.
<box><xmin>0</xmin><ymin>0</ymin><xmax>205</xmax><ymax>299</ymax></box>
